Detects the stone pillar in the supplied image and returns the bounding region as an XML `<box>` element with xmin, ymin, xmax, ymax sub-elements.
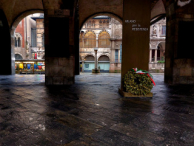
<box><xmin>45</xmin><ymin>8</ymin><xmax>75</xmax><ymax>85</ymax></box>
<box><xmin>155</xmin><ymin>49</ymin><xmax>157</xmax><ymax>62</ymax></box>
<box><xmin>94</xmin><ymin>49</ymin><xmax>98</xmax><ymax>70</ymax></box>
<box><xmin>150</xmin><ymin>49</ymin><xmax>152</xmax><ymax>62</ymax></box>
<box><xmin>74</xmin><ymin>7</ymin><xmax>80</xmax><ymax>75</ymax></box>
<box><xmin>92</xmin><ymin>48</ymin><xmax>100</xmax><ymax>73</ymax></box>
<box><xmin>0</xmin><ymin>9</ymin><xmax>14</xmax><ymax>75</ymax></box>
<box><xmin>165</xmin><ymin>0</ymin><xmax>194</xmax><ymax>84</ymax></box>
<box><xmin>121</xmin><ymin>0</ymin><xmax>151</xmax><ymax>89</ymax></box>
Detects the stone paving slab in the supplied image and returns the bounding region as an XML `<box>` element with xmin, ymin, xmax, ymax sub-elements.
<box><xmin>0</xmin><ymin>73</ymin><xmax>194</xmax><ymax>145</ymax></box>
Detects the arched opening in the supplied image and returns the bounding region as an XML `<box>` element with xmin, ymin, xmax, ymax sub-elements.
<box><xmin>79</xmin><ymin>14</ymin><xmax>122</xmax><ymax>74</ymax></box>
<box><xmin>11</xmin><ymin>11</ymin><xmax>45</xmax><ymax>74</ymax></box>
<box><xmin>98</xmin><ymin>55</ymin><xmax>110</xmax><ymax>72</ymax></box>
<box><xmin>83</xmin><ymin>55</ymin><xmax>95</xmax><ymax>72</ymax></box>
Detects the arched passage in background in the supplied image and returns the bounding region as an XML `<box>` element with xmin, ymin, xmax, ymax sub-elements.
<box><xmin>83</xmin><ymin>55</ymin><xmax>95</xmax><ymax>72</ymax></box>
<box><xmin>10</xmin><ymin>10</ymin><xmax>44</xmax><ymax>74</ymax></box>
<box><xmin>98</xmin><ymin>55</ymin><xmax>110</xmax><ymax>72</ymax></box>
<box><xmin>79</xmin><ymin>14</ymin><xmax>122</xmax><ymax>74</ymax></box>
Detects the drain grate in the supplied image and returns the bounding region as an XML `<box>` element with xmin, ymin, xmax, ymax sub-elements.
<box><xmin>163</xmin><ymin>105</ymin><xmax>194</xmax><ymax>114</ymax></box>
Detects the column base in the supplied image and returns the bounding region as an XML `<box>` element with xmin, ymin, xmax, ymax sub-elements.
<box><xmin>118</xmin><ymin>88</ymin><xmax>153</xmax><ymax>97</ymax></box>
<box><xmin>92</xmin><ymin>69</ymin><xmax>100</xmax><ymax>73</ymax></box>
<box><xmin>45</xmin><ymin>76</ymin><xmax>74</xmax><ymax>85</ymax></box>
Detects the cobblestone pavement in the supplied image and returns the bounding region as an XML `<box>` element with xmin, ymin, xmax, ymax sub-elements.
<box><xmin>0</xmin><ymin>73</ymin><xmax>194</xmax><ymax>146</ymax></box>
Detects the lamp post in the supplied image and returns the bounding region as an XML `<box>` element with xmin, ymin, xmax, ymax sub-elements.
<box><xmin>92</xmin><ymin>47</ymin><xmax>100</xmax><ymax>73</ymax></box>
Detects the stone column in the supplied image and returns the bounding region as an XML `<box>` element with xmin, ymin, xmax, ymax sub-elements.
<box><xmin>92</xmin><ymin>48</ymin><xmax>99</xmax><ymax>73</ymax></box>
<box><xmin>150</xmin><ymin>49</ymin><xmax>152</xmax><ymax>62</ymax></box>
<box><xmin>94</xmin><ymin>49</ymin><xmax>98</xmax><ymax>70</ymax></box>
<box><xmin>165</xmin><ymin>1</ymin><xmax>194</xmax><ymax>84</ymax></box>
<box><xmin>121</xmin><ymin>0</ymin><xmax>151</xmax><ymax>90</ymax></box>
<box><xmin>45</xmin><ymin>8</ymin><xmax>75</xmax><ymax>85</ymax></box>
<box><xmin>155</xmin><ymin>49</ymin><xmax>157</xmax><ymax>62</ymax></box>
<box><xmin>0</xmin><ymin>9</ymin><xmax>14</xmax><ymax>75</ymax></box>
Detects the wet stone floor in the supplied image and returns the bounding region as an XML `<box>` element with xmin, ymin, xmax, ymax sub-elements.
<box><xmin>0</xmin><ymin>73</ymin><xmax>194</xmax><ymax>146</ymax></box>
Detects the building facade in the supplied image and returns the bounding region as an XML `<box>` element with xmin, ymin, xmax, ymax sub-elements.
<box><xmin>14</xmin><ymin>17</ymin><xmax>36</xmax><ymax>60</ymax></box>
<box><xmin>14</xmin><ymin>13</ymin><xmax>44</xmax><ymax>60</ymax></box>
<box><xmin>79</xmin><ymin>16</ymin><xmax>122</xmax><ymax>73</ymax></box>
<box><xmin>79</xmin><ymin>16</ymin><xmax>166</xmax><ymax>73</ymax></box>
<box><xmin>14</xmin><ymin>13</ymin><xmax>45</xmax><ymax>74</ymax></box>
<box><xmin>149</xmin><ymin>18</ymin><xmax>166</xmax><ymax>72</ymax></box>
<box><xmin>31</xmin><ymin>14</ymin><xmax>45</xmax><ymax>59</ymax></box>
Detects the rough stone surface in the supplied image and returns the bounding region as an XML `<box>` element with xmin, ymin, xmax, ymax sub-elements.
<box><xmin>0</xmin><ymin>73</ymin><xmax>194</xmax><ymax>145</ymax></box>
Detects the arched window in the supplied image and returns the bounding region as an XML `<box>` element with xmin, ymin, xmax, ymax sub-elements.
<box><xmin>15</xmin><ymin>37</ymin><xmax>17</xmax><ymax>47</ymax></box>
<box><xmin>18</xmin><ymin>37</ymin><xmax>21</xmax><ymax>47</ymax></box>
<box><xmin>15</xmin><ymin>54</ymin><xmax>23</xmax><ymax>60</ymax></box>
<box><xmin>14</xmin><ymin>37</ymin><xmax>21</xmax><ymax>47</ymax></box>
<box><xmin>84</xmin><ymin>31</ymin><xmax>96</xmax><ymax>48</ymax></box>
<box><xmin>98</xmin><ymin>31</ymin><xmax>110</xmax><ymax>48</ymax></box>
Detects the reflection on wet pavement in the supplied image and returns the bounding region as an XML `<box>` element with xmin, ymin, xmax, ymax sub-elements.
<box><xmin>0</xmin><ymin>73</ymin><xmax>194</xmax><ymax>145</ymax></box>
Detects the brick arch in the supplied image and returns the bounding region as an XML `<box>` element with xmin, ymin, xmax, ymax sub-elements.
<box><xmin>11</xmin><ymin>10</ymin><xmax>44</xmax><ymax>35</ymax></box>
<box><xmin>10</xmin><ymin>10</ymin><xmax>44</xmax><ymax>52</ymax></box>
<box><xmin>80</xmin><ymin>12</ymin><xmax>122</xmax><ymax>30</ymax></box>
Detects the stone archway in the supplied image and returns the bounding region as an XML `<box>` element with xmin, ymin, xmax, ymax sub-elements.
<box><xmin>78</xmin><ymin>13</ymin><xmax>123</xmax><ymax>75</ymax></box>
<box><xmin>10</xmin><ymin>10</ymin><xmax>44</xmax><ymax>74</ymax></box>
